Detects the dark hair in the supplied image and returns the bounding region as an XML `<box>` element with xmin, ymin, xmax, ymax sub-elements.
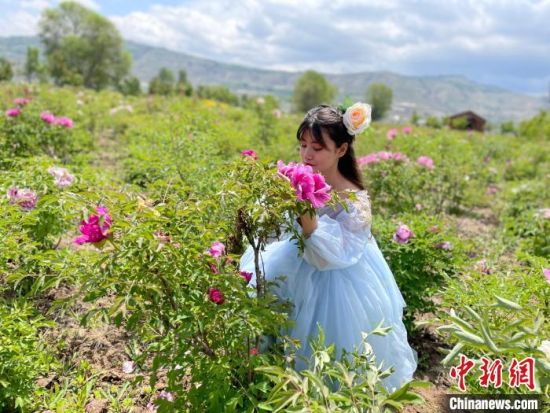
<box><xmin>296</xmin><ymin>105</ymin><xmax>365</xmax><ymax>190</ymax></box>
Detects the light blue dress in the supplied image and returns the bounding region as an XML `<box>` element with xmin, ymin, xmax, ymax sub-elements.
<box><xmin>239</xmin><ymin>190</ymin><xmax>417</xmax><ymax>392</ymax></box>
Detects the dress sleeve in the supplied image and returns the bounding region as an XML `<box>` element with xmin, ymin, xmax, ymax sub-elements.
<box><xmin>302</xmin><ymin>191</ymin><xmax>372</xmax><ymax>271</ymax></box>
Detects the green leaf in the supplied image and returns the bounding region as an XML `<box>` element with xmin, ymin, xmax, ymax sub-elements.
<box><xmin>494</xmin><ymin>295</ymin><xmax>523</xmax><ymax>310</ymax></box>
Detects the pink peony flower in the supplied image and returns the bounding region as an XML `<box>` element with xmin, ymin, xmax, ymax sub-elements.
<box><xmin>122</xmin><ymin>361</ymin><xmax>135</xmax><ymax>374</ymax></box>
<box><xmin>239</xmin><ymin>270</ymin><xmax>252</xmax><ymax>284</ymax></box>
<box><xmin>544</xmin><ymin>268</ymin><xmax>550</xmax><ymax>283</ymax></box>
<box><xmin>393</xmin><ymin>224</ymin><xmax>413</xmax><ymax>244</ymax></box>
<box><xmin>486</xmin><ymin>185</ymin><xmax>499</xmax><ymax>195</ymax></box>
<box><xmin>277</xmin><ymin>160</ymin><xmax>298</xmax><ymax>177</ymax></box>
<box><xmin>14</xmin><ymin>97</ymin><xmax>30</xmax><ymax>106</ymax></box>
<box><xmin>7</xmin><ymin>187</ymin><xmax>38</xmax><ymax>211</ymax></box>
<box><xmin>153</xmin><ymin>231</ymin><xmax>171</xmax><ymax>244</ymax></box>
<box><xmin>386</xmin><ymin>128</ymin><xmax>398</xmax><ymax>140</ymax></box>
<box><xmin>391</xmin><ymin>152</ymin><xmax>408</xmax><ymax>162</ymax></box>
<box><xmin>278</xmin><ymin>161</ymin><xmax>331</xmax><ymax>208</ymax></box>
<box><xmin>477</xmin><ymin>259</ymin><xmax>492</xmax><ymax>275</ymax></box>
<box><xmin>207</xmin><ymin>241</ymin><xmax>225</xmax><ymax>258</ymax></box>
<box><xmin>40</xmin><ymin>111</ymin><xmax>56</xmax><ymax>124</ymax></box>
<box><xmin>377</xmin><ymin>151</ymin><xmax>392</xmax><ymax>161</ymax></box>
<box><xmin>241</xmin><ymin>149</ymin><xmax>258</xmax><ymax>159</ymax></box>
<box><xmin>416</xmin><ymin>156</ymin><xmax>434</xmax><ymax>170</ymax></box>
<box><xmin>250</xmin><ymin>347</ymin><xmax>259</xmax><ymax>356</ymax></box>
<box><xmin>542</xmin><ymin>209</ymin><xmax>550</xmax><ymax>219</ymax></box>
<box><xmin>146</xmin><ymin>402</ymin><xmax>158</xmax><ymax>412</ymax></box>
<box><xmin>358</xmin><ymin>153</ymin><xmax>379</xmax><ymax>167</ymax></box>
<box><xmin>415</xmin><ymin>203</ymin><xmax>423</xmax><ymax>210</ymax></box>
<box><xmin>47</xmin><ymin>166</ymin><xmax>74</xmax><ymax>188</ymax></box>
<box><xmin>158</xmin><ymin>390</ymin><xmax>175</xmax><ymax>402</ymax></box>
<box><xmin>436</xmin><ymin>241</ymin><xmax>453</xmax><ymax>250</ymax></box>
<box><xmin>208</xmin><ymin>288</ymin><xmax>224</xmax><ymax>305</ymax></box>
<box><xmin>402</xmin><ymin>126</ymin><xmax>413</xmax><ymax>134</ymax></box>
<box><xmin>54</xmin><ymin>116</ymin><xmax>74</xmax><ymax>128</ymax></box>
<box><xmin>74</xmin><ymin>206</ymin><xmax>112</xmax><ymax>245</ymax></box>
<box><xmin>5</xmin><ymin>107</ymin><xmax>21</xmax><ymax>117</ymax></box>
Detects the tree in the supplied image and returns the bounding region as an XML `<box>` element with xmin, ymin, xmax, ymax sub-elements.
<box><xmin>196</xmin><ymin>85</ymin><xmax>239</xmax><ymax>105</ymax></box>
<box><xmin>176</xmin><ymin>69</ymin><xmax>193</xmax><ymax>96</ymax></box>
<box><xmin>149</xmin><ymin>68</ymin><xmax>175</xmax><ymax>95</ymax></box>
<box><xmin>366</xmin><ymin>83</ymin><xmax>393</xmax><ymax>121</ymax></box>
<box><xmin>118</xmin><ymin>76</ymin><xmax>141</xmax><ymax>96</ymax></box>
<box><xmin>0</xmin><ymin>57</ymin><xmax>13</xmax><ymax>82</ymax></box>
<box><xmin>39</xmin><ymin>1</ymin><xmax>131</xmax><ymax>90</ymax></box>
<box><xmin>292</xmin><ymin>70</ymin><xmax>337</xmax><ymax>113</ymax></box>
<box><xmin>25</xmin><ymin>47</ymin><xmax>41</xmax><ymax>82</ymax></box>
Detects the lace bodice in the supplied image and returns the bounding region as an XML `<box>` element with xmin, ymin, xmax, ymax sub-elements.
<box><xmin>317</xmin><ymin>189</ymin><xmax>372</xmax><ymax>232</ymax></box>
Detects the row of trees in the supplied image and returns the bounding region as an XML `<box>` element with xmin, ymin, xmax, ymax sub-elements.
<box><xmin>1</xmin><ymin>1</ymin><xmax>395</xmax><ymax>119</ymax></box>
<box><xmin>293</xmin><ymin>70</ymin><xmax>393</xmax><ymax>119</ymax></box>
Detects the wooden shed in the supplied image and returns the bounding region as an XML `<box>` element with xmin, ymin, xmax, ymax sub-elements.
<box><xmin>448</xmin><ymin>111</ymin><xmax>486</xmax><ymax>132</ymax></box>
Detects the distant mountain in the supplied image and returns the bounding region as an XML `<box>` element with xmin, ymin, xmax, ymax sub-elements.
<box><xmin>1</xmin><ymin>36</ymin><xmax>547</xmax><ymax>122</ymax></box>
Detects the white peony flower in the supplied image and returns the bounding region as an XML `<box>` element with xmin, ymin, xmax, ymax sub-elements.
<box><xmin>343</xmin><ymin>102</ymin><xmax>372</xmax><ymax>136</ymax></box>
<box><xmin>539</xmin><ymin>340</ymin><xmax>550</xmax><ymax>359</ymax></box>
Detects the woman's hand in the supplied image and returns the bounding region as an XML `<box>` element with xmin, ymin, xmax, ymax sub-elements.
<box><xmin>299</xmin><ymin>212</ymin><xmax>318</xmax><ymax>237</ymax></box>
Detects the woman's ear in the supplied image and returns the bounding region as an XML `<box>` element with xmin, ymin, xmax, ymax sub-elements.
<box><xmin>337</xmin><ymin>142</ymin><xmax>349</xmax><ymax>158</ymax></box>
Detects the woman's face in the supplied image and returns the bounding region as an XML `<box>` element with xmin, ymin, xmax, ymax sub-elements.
<box><xmin>299</xmin><ymin>129</ymin><xmax>347</xmax><ymax>175</ymax></box>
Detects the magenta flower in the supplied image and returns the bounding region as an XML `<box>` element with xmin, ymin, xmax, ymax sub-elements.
<box><xmin>436</xmin><ymin>241</ymin><xmax>452</xmax><ymax>250</ymax></box>
<box><xmin>74</xmin><ymin>206</ymin><xmax>112</xmax><ymax>245</ymax></box>
<box><xmin>544</xmin><ymin>268</ymin><xmax>550</xmax><ymax>283</ymax></box>
<box><xmin>249</xmin><ymin>347</ymin><xmax>259</xmax><ymax>356</ymax></box>
<box><xmin>7</xmin><ymin>187</ymin><xmax>38</xmax><ymax>211</ymax></box>
<box><xmin>208</xmin><ymin>288</ymin><xmax>224</xmax><ymax>305</ymax></box>
<box><xmin>208</xmin><ymin>241</ymin><xmax>225</xmax><ymax>258</ymax></box>
<box><xmin>241</xmin><ymin>149</ymin><xmax>258</xmax><ymax>159</ymax></box>
<box><xmin>402</xmin><ymin>126</ymin><xmax>413</xmax><ymax>134</ymax></box>
<box><xmin>40</xmin><ymin>111</ymin><xmax>56</xmax><ymax>124</ymax></box>
<box><xmin>278</xmin><ymin>161</ymin><xmax>331</xmax><ymax>208</ymax></box>
<box><xmin>393</xmin><ymin>224</ymin><xmax>413</xmax><ymax>244</ymax></box>
<box><xmin>416</xmin><ymin>156</ymin><xmax>434</xmax><ymax>169</ymax></box>
<box><xmin>54</xmin><ymin>116</ymin><xmax>74</xmax><ymax>128</ymax></box>
<box><xmin>277</xmin><ymin>160</ymin><xmax>298</xmax><ymax>177</ymax></box>
<box><xmin>5</xmin><ymin>107</ymin><xmax>21</xmax><ymax>117</ymax></box>
<box><xmin>14</xmin><ymin>97</ymin><xmax>30</xmax><ymax>106</ymax></box>
<box><xmin>239</xmin><ymin>270</ymin><xmax>253</xmax><ymax>284</ymax></box>
<box><xmin>386</xmin><ymin>128</ymin><xmax>398</xmax><ymax>141</ymax></box>
<box><xmin>47</xmin><ymin>166</ymin><xmax>75</xmax><ymax>188</ymax></box>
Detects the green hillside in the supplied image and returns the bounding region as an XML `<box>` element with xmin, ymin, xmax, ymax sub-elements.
<box><xmin>1</xmin><ymin>35</ymin><xmax>547</xmax><ymax>122</ymax></box>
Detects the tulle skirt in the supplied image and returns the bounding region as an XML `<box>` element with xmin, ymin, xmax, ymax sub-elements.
<box><xmin>240</xmin><ymin>234</ymin><xmax>418</xmax><ymax>392</ymax></box>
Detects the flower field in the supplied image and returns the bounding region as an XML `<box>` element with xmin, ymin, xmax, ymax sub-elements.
<box><xmin>1</xmin><ymin>84</ymin><xmax>548</xmax><ymax>412</ymax></box>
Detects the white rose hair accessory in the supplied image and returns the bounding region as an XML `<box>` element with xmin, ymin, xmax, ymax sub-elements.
<box><xmin>342</xmin><ymin>102</ymin><xmax>372</xmax><ymax>136</ymax></box>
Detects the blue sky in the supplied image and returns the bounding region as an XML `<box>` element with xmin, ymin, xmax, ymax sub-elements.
<box><xmin>1</xmin><ymin>0</ymin><xmax>549</xmax><ymax>96</ymax></box>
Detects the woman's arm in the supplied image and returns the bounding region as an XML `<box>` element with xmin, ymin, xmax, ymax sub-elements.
<box><xmin>299</xmin><ymin>212</ymin><xmax>318</xmax><ymax>237</ymax></box>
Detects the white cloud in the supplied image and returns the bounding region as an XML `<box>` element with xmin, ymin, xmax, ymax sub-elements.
<box><xmin>0</xmin><ymin>0</ymin><xmax>548</xmax><ymax>93</ymax></box>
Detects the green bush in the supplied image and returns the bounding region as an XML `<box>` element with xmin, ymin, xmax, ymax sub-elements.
<box><xmin>0</xmin><ymin>300</ymin><xmax>55</xmax><ymax>411</ymax></box>
<box><xmin>373</xmin><ymin>212</ymin><xmax>467</xmax><ymax>330</ymax></box>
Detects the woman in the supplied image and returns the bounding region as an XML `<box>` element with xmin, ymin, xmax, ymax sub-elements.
<box><xmin>240</xmin><ymin>104</ymin><xmax>417</xmax><ymax>392</ymax></box>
